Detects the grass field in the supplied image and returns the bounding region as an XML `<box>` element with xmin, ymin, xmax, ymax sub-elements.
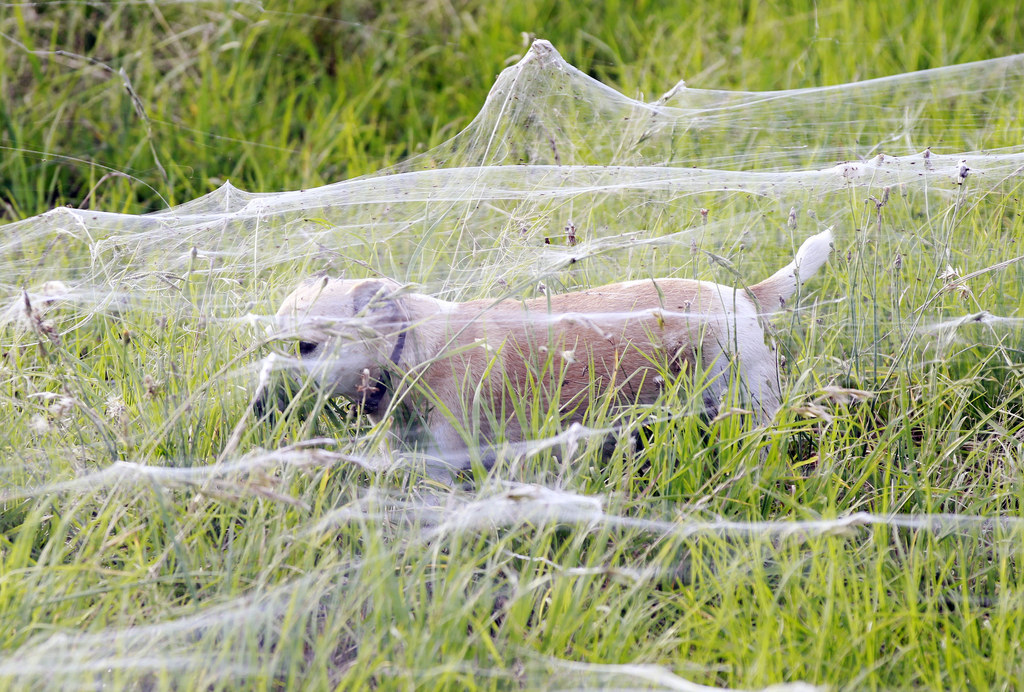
<box><xmin>3</xmin><ymin>1</ymin><xmax>1024</xmax><ymax>689</ymax></box>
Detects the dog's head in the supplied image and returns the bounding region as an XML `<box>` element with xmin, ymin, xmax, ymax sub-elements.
<box><xmin>256</xmin><ymin>276</ymin><xmax>408</xmax><ymax>417</ymax></box>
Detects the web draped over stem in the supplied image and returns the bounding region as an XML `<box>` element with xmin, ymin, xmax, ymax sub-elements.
<box><xmin>4</xmin><ymin>41</ymin><xmax>1024</xmax><ymax>314</ymax></box>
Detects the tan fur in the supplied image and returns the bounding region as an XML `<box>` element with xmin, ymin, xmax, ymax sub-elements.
<box><xmin>264</xmin><ymin>230</ymin><xmax>832</xmax><ymax>458</ymax></box>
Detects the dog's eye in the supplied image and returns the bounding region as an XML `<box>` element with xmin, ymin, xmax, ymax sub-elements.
<box><xmin>297</xmin><ymin>341</ymin><xmax>318</xmax><ymax>356</ymax></box>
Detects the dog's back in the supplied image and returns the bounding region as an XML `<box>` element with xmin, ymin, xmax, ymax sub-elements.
<box><xmin>417</xmin><ymin>229</ymin><xmax>833</xmax><ymax>441</ymax></box>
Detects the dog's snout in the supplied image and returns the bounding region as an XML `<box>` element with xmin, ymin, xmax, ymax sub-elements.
<box><xmin>253</xmin><ymin>384</ymin><xmax>288</xmax><ymax>421</ymax></box>
<box><xmin>252</xmin><ymin>385</ymin><xmax>271</xmax><ymax>420</ymax></box>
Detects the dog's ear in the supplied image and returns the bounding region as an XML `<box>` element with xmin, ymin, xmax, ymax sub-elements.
<box><xmin>351</xmin><ymin>279</ymin><xmax>398</xmax><ymax>316</ymax></box>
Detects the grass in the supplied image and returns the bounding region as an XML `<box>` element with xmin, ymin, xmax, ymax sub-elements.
<box><xmin>3</xmin><ymin>0</ymin><xmax>1024</xmax><ymax>689</ymax></box>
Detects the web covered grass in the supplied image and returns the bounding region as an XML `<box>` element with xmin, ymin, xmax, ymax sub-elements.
<box><xmin>2</xmin><ymin>0</ymin><xmax>1021</xmax><ymax>218</ymax></box>
<box><xmin>4</xmin><ymin>2</ymin><xmax>1024</xmax><ymax>690</ymax></box>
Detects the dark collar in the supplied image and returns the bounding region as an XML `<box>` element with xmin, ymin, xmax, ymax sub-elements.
<box><xmin>360</xmin><ymin>326</ymin><xmax>406</xmax><ymax>415</ymax></box>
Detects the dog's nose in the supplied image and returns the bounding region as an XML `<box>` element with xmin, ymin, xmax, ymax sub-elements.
<box><xmin>252</xmin><ymin>386</ymin><xmax>271</xmax><ymax>420</ymax></box>
<box><xmin>252</xmin><ymin>385</ymin><xmax>286</xmax><ymax>421</ymax></box>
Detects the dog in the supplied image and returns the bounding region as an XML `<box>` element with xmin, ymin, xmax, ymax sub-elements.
<box><xmin>257</xmin><ymin>229</ymin><xmax>832</xmax><ymax>463</ymax></box>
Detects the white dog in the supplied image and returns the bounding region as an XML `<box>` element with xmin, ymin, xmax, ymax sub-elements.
<box><xmin>258</xmin><ymin>230</ymin><xmax>832</xmax><ymax>461</ymax></box>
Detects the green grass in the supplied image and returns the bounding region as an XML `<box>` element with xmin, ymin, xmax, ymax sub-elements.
<box><xmin>4</xmin><ymin>0</ymin><xmax>1024</xmax><ymax>689</ymax></box>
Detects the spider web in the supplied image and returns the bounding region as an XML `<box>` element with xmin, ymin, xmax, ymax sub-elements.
<box><xmin>2</xmin><ymin>40</ymin><xmax>1024</xmax><ymax>689</ymax></box>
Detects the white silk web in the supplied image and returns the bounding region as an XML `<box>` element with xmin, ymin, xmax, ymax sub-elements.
<box><xmin>5</xmin><ymin>41</ymin><xmax>1024</xmax><ymax>311</ymax></box>
<box><xmin>3</xmin><ymin>40</ymin><xmax>1024</xmax><ymax>689</ymax></box>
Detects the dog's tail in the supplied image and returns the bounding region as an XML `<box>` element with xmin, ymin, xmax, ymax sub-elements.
<box><xmin>748</xmin><ymin>228</ymin><xmax>833</xmax><ymax>312</ymax></box>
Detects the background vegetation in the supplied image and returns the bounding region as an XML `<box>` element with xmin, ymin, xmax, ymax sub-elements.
<box><xmin>2</xmin><ymin>0</ymin><xmax>1021</xmax><ymax>218</ymax></box>
<box><xmin>2</xmin><ymin>1</ymin><xmax>1024</xmax><ymax>690</ymax></box>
